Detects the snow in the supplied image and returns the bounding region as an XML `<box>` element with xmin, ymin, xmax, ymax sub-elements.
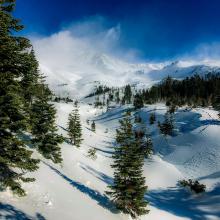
<box><xmin>1</xmin><ymin>44</ymin><xmax>220</xmax><ymax>219</ymax></box>
<box><xmin>1</xmin><ymin>100</ymin><xmax>220</xmax><ymax>220</ymax></box>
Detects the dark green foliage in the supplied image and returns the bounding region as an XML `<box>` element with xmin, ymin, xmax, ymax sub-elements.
<box><xmin>179</xmin><ymin>179</ymin><xmax>206</xmax><ymax>194</ymax></box>
<box><xmin>133</xmin><ymin>93</ymin><xmax>144</xmax><ymax>109</ymax></box>
<box><xmin>134</xmin><ymin>130</ymin><xmax>153</xmax><ymax>158</ymax></box>
<box><xmin>87</xmin><ymin>148</ymin><xmax>97</xmax><ymax>160</ymax></box>
<box><xmin>30</xmin><ymin>87</ymin><xmax>63</xmax><ymax>163</ymax></box>
<box><xmin>0</xmin><ymin>0</ymin><xmax>39</xmax><ymax>195</ymax></box>
<box><xmin>168</xmin><ymin>104</ymin><xmax>177</xmax><ymax>114</ymax></box>
<box><xmin>115</xmin><ymin>90</ymin><xmax>120</xmax><ymax>104</ymax></box>
<box><xmin>212</xmin><ymin>94</ymin><xmax>220</xmax><ymax>118</ymax></box>
<box><xmin>53</xmin><ymin>96</ymin><xmax>73</xmax><ymax>103</ymax></box>
<box><xmin>144</xmin><ymin>133</ymin><xmax>153</xmax><ymax>157</ymax></box>
<box><xmin>68</xmin><ymin>102</ymin><xmax>83</xmax><ymax>147</ymax></box>
<box><xmin>94</xmin><ymin>96</ymin><xmax>103</xmax><ymax>108</ymax></box>
<box><xmin>107</xmin><ymin>112</ymin><xmax>149</xmax><ymax>218</ymax></box>
<box><xmin>149</xmin><ymin>112</ymin><xmax>156</xmax><ymax>125</ymax></box>
<box><xmin>108</xmin><ymin>92</ymin><xmax>114</xmax><ymax>102</ymax></box>
<box><xmin>85</xmin><ymin>85</ymin><xmax>111</xmax><ymax>98</ymax></box>
<box><xmin>124</xmin><ymin>85</ymin><xmax>132</xmax><ymax>104</ymax></box>
<box><xmin>134</xmin><ymin>115</ymin><xmax>142</xmax><ymax>123</ymax></box>
<box><xmin>91</xmin><ymin>121</ymin><xmax>96</xmax><ymax>132</ymax></box>
<box><xmin>158</xmin><ymin>112</ymin><xmax>174</xmax><ymax>136</ymax></box>
<box><xmin>140</xmin><ymin>74</ymin><xmax>220</xmax><ymax>109</ymax></box>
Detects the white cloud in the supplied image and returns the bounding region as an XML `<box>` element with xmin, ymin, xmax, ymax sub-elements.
<box><xmin>31</xmin><ymin>17</ymin><xmax>155</xmax><ymax>97</ymax></box>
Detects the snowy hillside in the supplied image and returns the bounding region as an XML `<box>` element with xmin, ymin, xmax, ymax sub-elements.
<box><xmin>2</xmin><ymin>43</ymin><xmax>220</xmax><ymax>219</ymax></box>
<box><xmin>2</xmin><ymin>32</ymin><xmax>220</xmax><ymax>220</ymax></box>
<box><xmin>1</xmin><ymin>100</ymin><xmax>220</xmax><ymax>220</ymax></box>
<box><xmin>2</xmin><ymin>1</ymin><xmax>220</xmax><ymax>220</ymax></box>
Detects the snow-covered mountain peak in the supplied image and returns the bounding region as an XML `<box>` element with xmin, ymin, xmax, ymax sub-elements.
<box><xmin>36</xmin><ymin>40</ymin><xmax>220</xmax><ymax>99</ymax></box>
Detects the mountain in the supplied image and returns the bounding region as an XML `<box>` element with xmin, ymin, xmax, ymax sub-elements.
<box><xmin>39</xmin><ymin>51</ymin><xmax>220</xmax><ymax>99</ymax></box>
<box><xmin>148</xmin><ymin>60</ymin><xmax>220</xmax><ymax>81</ymax></box>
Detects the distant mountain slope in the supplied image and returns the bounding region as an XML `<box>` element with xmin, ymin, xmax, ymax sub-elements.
<box><xmin>36</xmin><ymin>41</ymin><xmax>220</xmax><ymax>99</ymax></box>
<box><xmin>148</xmin><ymin>60</ymin><xmax>220</xmax><ymax>81</ymax></box>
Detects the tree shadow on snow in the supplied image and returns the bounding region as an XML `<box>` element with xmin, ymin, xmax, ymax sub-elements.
<box><xmin>175</xmin><ymin>111</ymin><xmax>220</xmax><ymax>134</ymax></box>
<box><xmin>43</xmin><ymin>162</ymin><xmax>118</xmax><ymax>214</ymax></box>
<box><xmin>80</xmin><ymin>164</ymin><xmax>113</xmax><ymax>185</ymax></box>
<box><xmin>146</xmin><ymin>184</ymin><xmax>220</xmax><ymax>220</ymax></box>
<box><xmin>95</xmin><ymin>108</ymin><xmax>131</xmax><ymax>122</ymax></box>
<box><xmin>0</xmin><ymin>203</ymin><xmax>46</xmax><ymax>220</ymax></box>
<box><xmin>90</xmin><ymin>147</ymin><xmax>113</xmax><ymax>158</ymax></box>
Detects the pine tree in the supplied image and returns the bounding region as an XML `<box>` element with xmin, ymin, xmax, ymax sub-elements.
<box><xmin>91</xmin><ymin>121</ymin><xmax>96</xmax><ymax>132</ymax></box>
<box><xmin>107</xmin><ymin>112</ymin><xmax>149</xmax><ymax>218</ymax></box>
<box><xmin>133</xmin><ymin>93</ymin><xmax>144</xmax><ymax>109</ymax></box>
<box><xmin>144</xmin><ymin>133</ymin><xmax>154</xmax><ymax>158</ymax></box>
<box><xmin>212</xmin><ymin>94</ymin><xmax>220</xmax><ymax>118</ymax></box>
<box><xmin>30</xmin><ymin>84</ymin><xmax>63</xmax><ymax>163</ymax></box>
<box><xmin>124</xmin><ymin>85</ymin><xmax>132</xmax><ymax>104</ymax></box>
<box><xmin>158</xmin><ymin>111</ymin><xmax>174</xmax><ymax>136</ymax></box>
<box><xmin>20</xmin><ymin>49</ymin><xmax>40</xmax><ymax>109</ymax></box>
<box><xmin>87</xmin><ymin>148</ymin><xmax>97</xmax><ymax>160</ymax></box>
<box><xmin>0</xmin><ymin>0</ymin><xmax>39</xmax><ymax>195</ymax></box>
<box><xmin>149</xmin><ymin>112</ymin><xmax>156</xmax><ymax>125</ymax></box>
<box><xmin>134</xmin><ymin>115</ymin><xmax>142</xmax><ymax>123</ymax></box>
<box><xmin>68</xmin><ymin>102</ymin><xmax>83</xmax><ymax>147</ymax></box>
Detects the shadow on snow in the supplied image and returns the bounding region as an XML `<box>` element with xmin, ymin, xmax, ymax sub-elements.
<box><xmin>43</xmin><ymin>162</ymin><xmax>118</xmax><ymax>214</ymax></box>
<box><xmin>80</xmin><ymin>164</ymin><xmax>113</xmax><ymax>185</ymax></box>
<box><xmin>146</xmin><ymin>184</ymin><xmax>220</xmax><ymax>220</ymax></box>
<box><xmin>0</xmin><ymin>203</ymin><xmax>46</xmax><ymax>220</ymax></box>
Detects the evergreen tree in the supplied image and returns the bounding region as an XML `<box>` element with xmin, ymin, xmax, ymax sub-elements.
<box><xmin>212</xmin><ymin>94</ymin><xmax>220</xmax><ymax>118</ymax></box>
<box><xmin>158</xmin><ymin>111</ymin><xmax>174</xmax><ymax>136</ymax></box>
<box><xmin>91</xmin><ymin>121</ymin><xmax>96</xmax><ymax>132</ymax></box>
<box><xmin>149</xmin><ymin>112</ymin><xmax>156</xmax><ymax>125</ymax></box>
<box><xmin>30</xmin><ymin>84</ymin><xmax>63</xmax><ymax>163</ymax></box>
<box><xmin>124</xmin><ymin>85</ymin><xmax>132</xmax><ymax>104</ymax></box>
<box><xmin>0</xmin><ymin>0</ymin><xmax>39</xmax><ymax>195</ymax></box>
<box><xmin>138</xmin><ymin>74</ymin><xmax>220</xmax><ymax>109</ymax></box>
<box><xmin>144</xmin><ymin>133</ymin><xmax>154</xmax><ymax>157</ymax></box>
<box><xmin>133</xmin><ymin>93</ymin><xmax>144</xmax><ymax>109</ymax></box>
<box><xmin>68</xmin><ymin>102</ymin><xmax>83</xmax><ymax>147</ymax></box>
<box><xmin>107</xmin><ymin>112</ymin><xmax>149</xmax><ymax>218</ymax></box>
<box><xmin>20</xmin><ymin>49</ymin><xmax>40</xmax><ymax>109</ymax></box>
<box><xmin>87</xmin><ymin>148</ymin><xmax>97</xmax><ymax>160</ymax></box>
<box><xmin>134</xmin><ymin>130</ymin><xmax>153</xmax><ymax>158</ymax></box>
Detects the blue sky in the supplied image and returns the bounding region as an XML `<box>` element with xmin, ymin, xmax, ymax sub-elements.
<box><xmin>15</xmin><ymin>0</ymin><xmax>220</xmax><ymax>61</ymax></box>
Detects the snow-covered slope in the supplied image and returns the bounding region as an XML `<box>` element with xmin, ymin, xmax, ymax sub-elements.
<box><xmin>148</xmin><ymin>61</ymin><xmax>220</xmax><ymax>81</ymax></box>
<box><xmin>1</xmin><ymin>102</ymin><xmax>220</xmax><ymax>220</ymax></box>
<box><xmin>1</xmin><ymin>36</ymin><xmax>220</xmax><ymax>219</ymax></box>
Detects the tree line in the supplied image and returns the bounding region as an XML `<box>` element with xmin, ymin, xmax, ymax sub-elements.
<box><xmin>138</xmin><ymin>74</ymin><xmax>220</xmax><ymax>113</ymax></box>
